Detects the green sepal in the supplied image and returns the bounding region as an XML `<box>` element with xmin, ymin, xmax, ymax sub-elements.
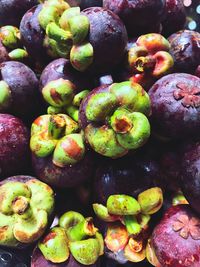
<box><xmin>0</xmin><ymin>26</ymin><xmax>20</xmax><ymax>49</ymax></box>
<box><xmin>47</xmin><ymin>105</ymin><xmax>63</xmax><ymax>115</ymax></box>
<box><xmin>52</xmin><ymin>133</ymin><xmax>85</xmax><ymax>167</ymax></box>
<box><xmin>69</xmin><ymin>238</ymin><xmax>100</xmax><ymax>265</ymax></box>
<box><xmin>0</xmin><ymin>80</ymin><xmax>12</xmax><ymax>111</ymax></box>
<box><xmin>59</xmin><ymin>7</ymin><xmax>81</xmax><ymax>30</ymax></box>
<box><xmin>30</xmin><ymin>132</ymin><xmax>57</xmax><ymax>157</ymax></box>
<box><xmin>8</xmin><ymin>49</ymin><xmax>28</xmax><ymax>61</ymax></box>
<box><xmin>85</xmin><ymin>124</ymin><xmax>128</xmax><ymax>158</ymax></box>
<box><xmin>86</xmin><ymin>92</ymin><xmax>118</xmax><ymax>122</ymax></box>
<box><xmin>70</xmin><ymin>42</ymin><xmax>94</xmax><ymax>72</ymax></box>
<box><xmin>46</xmin><ymin>22</ymin><xmax>72</xmax><ymax>43</ymax></box>
<box><xmin>116</xmin><ymin>112</ymin><xmax>150</xmax><ymax>150</ymax></box>
<box><xmin>68</xmin><ymin>15</ymin><xmax>89</xmax><ymax>44</ymax></box>
<box><xmin>42</xmin><ymin>78</ymin><xmax>75</xmax><ymax>107</ymax></box>
<box><xmin>138</xmin><ymin>187</ymin><xmax>163</xmax><ymax>215</ymax></box>
<box><xmin>124</xmin><ymin>215</ymin><xmax>142</xmax><ymax>236</ymax></box>
<box><xmin>93</xmin><ymin>203</ymin><xmax>119</xmax><ymax>222</ymax></box>
<box><xmin>73</xmin><ymin>90</ymin><xmax>90</xmax><ymax>106</ymax></box>
<box><xmin>107</xmin><ymin>195</ymin><xmax>141</xmax><ymax>216</ymax></box>
<box><xmin>66</xmin><ymin>105</ymin><xmax>79</xmax><ymax>122</ymax></box>
<box><xmin>59</xmin><ymin>211</ymin><xmax>84</xmax><ymax>230</ymax></box>
<box><xmin>39</xmin><ymin>227</ymin><xmax>69</xmax><ymax>263</ymax></box>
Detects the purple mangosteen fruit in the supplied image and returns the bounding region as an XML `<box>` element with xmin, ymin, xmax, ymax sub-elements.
<box><xmin>0</xmin><ymin>0</ymin><xmax>38</xmax><ymax>27</ymax></box>
<box><xmin>0</xmin><ymin>114</ymin><xmax>30</xmax><ymax>179</ymax></box>
<box><xmin>20</xmin><ymin>2</ymin><xmax>128</xmax><ymax>74</ymax></box>
<box><xmin>93</xmin><ymin>189</ymin><xmax>163</xmax><ymax>264</ymax></box>
<box><xmin>0</xmin><ymin>175</ymin><xmax>55</xmax><ymax>249</ymax></box>
<box><xmin>161</xmin><ymin>0</ymin><xmax>186</xmax><ymax>37</ymax></box>
<box><xmin>31</xmin><ymin>211</ymin><xmax>103</xmax><ymax>266</ymax></box>
<box><xmin>148</xmin><ymin>73</ymin><xmax>200</xmax><ymax>140</ymax></box>
<box><xmin>0</xmin><ymin>61</ymin><xmax>41</xmax><ymax>121</ymax></box>
<box><xmin>0</xmin><ymin>26</ymin><xmax>29</xmax><ymax>64</ymax></box>
<box><xmin>103</xmin><ymin>0</ymin><xmax>165</xmax><ymax>36</ymax></box>
<box><xmin>168</xmin><ymin>30</ymin><xmax>200</xmax><ymax>73</ymax></box>
<box><xmin>30</xmin><ymin>113</ymin><xmax>94</xmax><ymax>188</ymax></box>
<box><xmin>148</xmin><ymin>205</ymin><xmax>200</xmax><ymax>267</ymax></box>
<box><xmin>93</xmin><ymin>153</ymin><xmax>162</xmax><ymax>205</ymax></box>
<box><xmin>195</xmin><ymin>66</ymin><xmax>200</xmax><ymax>78</ymax></box>
<box><xmin>39</xmin><ymin>58</ymin><xmax>95</xmax><ymax>92</ymax></box>
<box><xmin>180</xmin><ymin>142</ymin><xmax>200</xmax><ymax>216</ymax></box>
<box><xmin>79</xmin><ymin>81</ymin><xmax>151</xmax><ymax>159</ymax></box>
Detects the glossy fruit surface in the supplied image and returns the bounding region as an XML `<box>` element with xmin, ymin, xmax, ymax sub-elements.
<box><xmin>0</xmin><ymin>61</ymin><xmax>40</xmax><ymax>121</ymax></box>
<box><xmin>161</xmin><ymin>0</ymin><xmax>186</xmax><ymax>37</ymax></box>
<box><xmin>103</xmin><ymin>0</ymin><xmax>165</xmax><ymax>36</ymax></box>
<box><xmin>168</xmin><ymin>30</ymin><xmax>200</xmax><ymax>73</ymax></box>
<box><xmin>149</xmin><ymin>73</ymin><xmax>200</xmax><ymax>140</ymax></box>
<box><xmin>151</xmin><ymin>205</ymin><xmax>200</xmax><ymax>267</ymax></box>
<box><xmin>0</xmin><ymin>114</ymin><xmax>30</xmax><ymax>179</ymax></box>
<box><xmin>0</xmin><ymin>0</ymin><xmax>38</xmax><ymax>27</ymax></box>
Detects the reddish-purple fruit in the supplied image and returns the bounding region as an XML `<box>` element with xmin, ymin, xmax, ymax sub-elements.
<box><xmin>161</xmin><ymin>0</ymin><xmax>186</xmax><ymax>37</ymax></box>
<box><xmin>39</xmin><ymin>58</ymin><xmax>95</xmax><ymax>92</ymax></box>
<box><xmin>0</xmin><ymin>61</ymin><xmax>41</xmax><ymax>121</ymax></box>
<box><xmin>195</xmin><ymin>66</ymin><xmax>200</xmax><ymax>78</ymax></box>
<box><xmin>168</xmin><ymin>30</ymin><xmax>200</xmax><ymax>73</ymax></box>
<box><xmin>80</xmin><ymin>0</ymin><xmax>102</xmax><ymax>9</ymax></box>
<box><xmin>180</xmin><ymin>142</ymin><xmax>200</xmax><ymax>216</ymax></box>
<box><xmin>149</xmin><ymin>73</ymin><xmax>200</xmax><ymax>140</ymax></box>
<box><xmin>0</xmin><ymin>114</ymin><xmax>30</xmax><ymax>179</ymax></box>
<box><xmin>31</xmin><ymin>248</ymin><xmax>101</xmax><ymax>267</ymax></box>
<box><xmin>150</xmin><ymin>205</ymin><xmax>200</xmax><ymax>267</ymax></box>
<box><xmin>0</xmin><ymin>0</ymin><xmax>38</xmax><ymax>27</ymax></box>
<box><xmin>103</xmin><ymin>0</ymin><xmax>165</xmax><ymax>36</ymax></box>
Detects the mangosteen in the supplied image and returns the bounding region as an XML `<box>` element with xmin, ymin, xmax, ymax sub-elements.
<box><xmin>0</xmin><ymin>0</ymin><xmax>38</xmax><ymax>27</ymax></box>
<box><xmin>148</xmin><ymin>73</ymin><xmax>200</xmax><ymax>140</ymax></box>
<box><xmin>161</xmin><ymin>0</ymin><xmax>186</xmax><ymax>37</ymax></box>
<box><xmin>0</xmin><ymin>26</ymin><xmax>29</xmax><ymax>64</ymax></box>
<box><xmin>79</xmin><ymin>81</ymin><xmax>151</xmax><ymax>158</ymax></box>
<box><xmin>195</xmin><ymin>65</ymin><xmax>200</xmax><ymax>78</ymax></box>
<box><xmin>93</xmin><ymin>189</ymin><xmax>163</xmax><ymax>264</ymax></box>
<box><xmin>93</xmin><ymin>154</ymin><xmax>162</xmax><ymax>205</ymax></box>
<box><xmin>30</xmin><ymin>113</ymin><xmax>94</xmax><ymax>188</ymax></box>
<box><xmin>0</xmin><ymin>61</ymin><xmax>42</xmax><ymax>121</ymax></box>
<box><xmin>0</xmin><ymin>114</ymin><xmax>30</xmax><ymax>179</ymax></box>
<box><xmin>103</xmin><ymin>0</ymin><xmax>165</xmax><ymax>36</ymax></box>
<box><xmin>20</xmin><ymin>2</ymin><xmax>128</xmax><ymax>74</ymax></box>
<box><xmin>39</xmin><ymin>58</ymin><xmax>95</xmax><ymax>92</ymax></box>
<box><xmin>0</xmin><ymin>175</ymin><xmax>55</xmax><ymax>248</ymax></box>
<box><xmin>168</xmin><ymin>30</ymin><xmax>200</xmax><ymax>73</ymax></box>
<box><xmin>180</xmin><ymin>142</ymin><xmax>200</xmax><ymax>216</ymax></box>
<box><xmin>148</xmin><ymin>205</ymin><xmax>200</xmax><ymax>267</ymax></box>
<box><xmin>31</xmin><ymin>211</ymin><xmax>103</xmax><ymax>266</ymax></box>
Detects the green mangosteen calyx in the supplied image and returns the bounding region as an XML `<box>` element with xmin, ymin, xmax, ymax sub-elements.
<box><xmin>0</xmin><ymin>179</ymin><xmax>54</xmax><ymax>247</ymax></box>
<box><xmin>38</xmin><ymin>0</ymin><xmax>94</xmax><ymax>71</ymax></box>
<box><xmin>38</xmin><ymin>211</ymin><xmax>104</xmax><ymax>265</ymax></box>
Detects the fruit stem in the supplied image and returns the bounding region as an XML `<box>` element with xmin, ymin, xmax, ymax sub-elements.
<box><xmin>48</xmin><ymin>115</ymin><xmax>66</xmax><ymax>139</ymax></box>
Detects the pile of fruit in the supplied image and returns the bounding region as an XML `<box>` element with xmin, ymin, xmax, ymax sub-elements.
<box><xmin>0</xmin><ymin>0</ymin><xmax>200</xmax><ymax>266</ymax></box>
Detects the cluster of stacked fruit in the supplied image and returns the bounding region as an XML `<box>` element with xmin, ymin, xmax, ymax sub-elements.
<box><xmin>0</xmin><ymin>0</ymin><xmax>200</xmax><ymax>266</ymax></box>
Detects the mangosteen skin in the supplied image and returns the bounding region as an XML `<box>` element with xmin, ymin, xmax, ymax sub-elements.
<box><xmin>39</xmin><ymin>58</ymin><xmax>95</xmax><ymax>92</ymax></box>
<box><xmin>0</xmin><ymin>114</ymin><xmax>30</xmax><ymax>180</ymax></box>
<box><xmin>31</xmin><ymin>248</ymin><xmax>101</xmax><ymax>267</ymax></box>
<box><xmin>168</xmin><ymin>30</ymin><xmax>200</xmax><ymax>73</ymax></box>
<box><xmin>80</xmin><ymin>0</ymin><xmax>103</xmax><ymax>9</ymax></box>
<box><xmin>103</xmin><ymin>0</ymin><xmax>164</xmax><ymax>36</ymax></box>
<box><xmin>0</xmin><ymin>41</ymin><xmax>9</xmax><ymax>63</ymax></box>
<box><xmin>81</xmin><ymin>7</ymin><xmax>128</xmax><ymax>74</ymax></box>
<box><xmin>20</xmin><ymin>5</ymin><xmax>47</xmax><ymax>67</ymax></box>
<box><xmin>148</xmin><ymin>73</ymin><xmax>200</xmax><ymax>140</ymax></box>
<box><xmin>180</xmin><ymin>142</ymin><xmax>200</xmax><ymax>216</ymax></box>
<box><xmin>0</xmin><ymin>0</ymin><xmax>38</xmax><ymax>27</ymax></box>
<box><xmin>32</xmin><ymin>151</ymin><xmax>94</xmax><ymax>189</ymax></box>
<box><xmin>0</xmin><ymin>61</ymin><xmax>41</xmax><ymax>121</ymax></box>
<box><xmin>152</xmin><ymin>205</ymin><xmax>200</xmax><ymax>267</ymax></box>
<box><xmin>161</xmin><ymin>0</ymin><xmax>186</xmax><ymax>37</ymax></box>
<box><xmin>195</xmin><ymin>66</ymin><xmax>200</xmax><ymax>78</ymax></box>
<box><xmin>93</xmin><ymin>154</ymin><xmax>162</xmax><ymax>205</ymax></box>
